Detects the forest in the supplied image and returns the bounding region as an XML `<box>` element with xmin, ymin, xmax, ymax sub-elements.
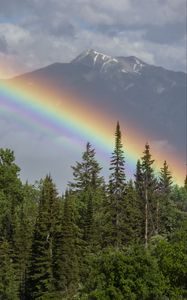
<box><xmin>0</xmin><ymin>122</ymin><xmax>187</xmax><ymax>300</ymax></box>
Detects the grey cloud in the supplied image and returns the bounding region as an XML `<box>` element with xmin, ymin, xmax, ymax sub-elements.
<box><xmin>0</xmin><ymin>0</ymin><xmax>186</xmax><ymax>76</ymax></box>
<box><xmin>144</xmin><ymin>23</ymin><xmax>186</xmax><ymax>44</ymax></box>
<box><xmin>0</xmin><ymin>35</ymin><xmax>8</xmax><ymax>53</ymax></box>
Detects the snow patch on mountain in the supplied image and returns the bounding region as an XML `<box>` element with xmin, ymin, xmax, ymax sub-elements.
<box><xmin>71</xmin><ymin>49</ymin><xmax>147</xmax><ymax>75</ymax></box>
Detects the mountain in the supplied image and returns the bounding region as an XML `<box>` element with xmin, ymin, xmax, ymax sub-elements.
<box><xmin>6</xmin><ymin>49</ymin><xmax>187</xmax><ymax>165</ymax></box>
<box><xmin>71</xmin><ymin>49</ymin><xmax>147</xmax><ymax>74</ymax></box>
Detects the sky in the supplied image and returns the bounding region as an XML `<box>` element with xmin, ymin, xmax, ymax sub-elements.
<box><xmin>0</xmin><ymin>0</ymin><xmax>186</xmax><ymax>192</ymax></box>
<box><xmin>0</xmin><ymin>0</ymin><xmax>186</xmax><ymax>78</ymax></box>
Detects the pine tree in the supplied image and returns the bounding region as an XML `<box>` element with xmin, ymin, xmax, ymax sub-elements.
<box><xmin>0</xmin><ymin>240</ymin><xmax>19</xmax><ymax>300</ymax></box>
<box><xmin>53</xmin><ymin>192</ymin><xmax>79</xmax><ymax>298</ymax></box>
<box><xmin>26</xmin><ymin>175</ymin><xmax>59</xmax><ymax>299</ymax></box>
<box><xmin>121</xmin><ymin>180</ymin><xmax>143</xmax><ymax>243</ymax></box>
<box><xmin>15</xmin><ymin>186</ymin><xmax>39</xmax><ymax>300</ymax></box>
<box><xmin>69</xmin><ymin>142</ymin><xmax>104</xmax><ymax>249</ymax></box>
<box><xmin>134</xmin><ymin>159</ymin><xmax>144</xmax><ymax>198</ymax></box>
<box><xmin>134</xmin><ymin>160</ymin><xmax>145</xmax><ymax>239</ymax></box>
<box><xmin>104</xmin><ymin>122</ymin><xmax>126</xmax><ymax>248</ymax></box>
<box><xmin>69</xmin><ymin>142</ymin><xmax>103</xmax><ymax>192</ymax></box>
<box><xmin>141</xmin><ymin>143</ymin><xmax>157</xmax><ymax>246</ymax></box>
<box><xmin>184</xmin><ymin>175</ymin><xmax>187</xmax><ymax>191</ymax></box>
<box><xmin>159</xmin><ymin>161</ymin><xmax>173</xmax><ymax>195</ymax></box>
<box><xmin>0</xmin><ymin>149</ymin><xmax>23</xmax><ymax>245</ymax></box>
<box><xmin>82</xmin><ymin>188</ymin><xmax>94</xmax><ymax>244</ymax></box>
<box><xmin>158</xmin><ymin>161</ymin><xmax>174</xmax><ymax>234</ymax></box>
<box><xmin>109</xmin><ymin>122</ymin><xmax>126</xmax><ymax>196</ymax></box>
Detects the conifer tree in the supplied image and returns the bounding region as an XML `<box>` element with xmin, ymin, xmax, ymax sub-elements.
<box><xmin>135</xmin><ymin>159</ymin><xmax>144</xmax><ymax>198</ymax></box>
<box><xmin>159</xmin><ymin>161</ymin><xmax>173</xmax><ymax>194</ymax></box>
<box><xmin>69</xmin><ymin>142</ymin><xmax>103</xmax><ymax>192</ymax></box>
<box><xmin>109</xmin><ymin>122</ymin><xmax>126</xmax><ymax>195</ymax></box>
<box><xmin>141</xmin><ymin>143</ymin><xmax>157</xmax><ymax>246</ymax></box>
<box><xmin>134</xmin><ymin>160</ymin><xmax>145</xmax><ymax>239</ymax></box>
<box><xmin>158</xmin><ymin>161</ymin><xmax>174</xmax><ymax>234</ymax></box>
<box><xmin>0</xmin><ymin>149</ymin><xmax>23</xmax><ymax>245</ymax></box>
<box><xmin>104</xmin><ymin>122</ymin><xmax>126</xmax><ymax>248</ymax></box>
<box><xmin>26</xmin><ymin>175</ymin><xmax>59</xmax><ymax>299</ymax></box>
<box><xmin>0</xmin><ymin>240</ymin><xmax>19</xmax><ymax>300</ymax></box>
<box><xmin>53</xmin><ymin>192</ymin><xmax>79</xmax><ymax>298</ymax></box>
<box><xmin>184</xmin><ymin>175</ymin><xmax>187</xmax><ymax>191</ymax></box>
<box><xmin>69</xmin><ymin>142</ymin><xmax>104</xmax><ymax>250</ymax></box>
<box><xmin>83</xmin><ymin>188</ymin><xmax>94</xmax><ymax>244</ymax></box>
<box><xmin>122</xmin><ymin>180</ymin><xmax>143</xmax><ymax>243</ymax></box>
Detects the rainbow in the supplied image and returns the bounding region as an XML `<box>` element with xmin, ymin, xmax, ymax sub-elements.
<box><xmin>0</xmin><ymin>77</ymin><xmax>185</xmax><ymax>185</ymax></box>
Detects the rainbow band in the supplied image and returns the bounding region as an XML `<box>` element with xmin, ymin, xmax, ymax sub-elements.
<box><xmin>0</xmin><ymin>78</ymin><xmax>185</xmax><ymax>185</ymax></box>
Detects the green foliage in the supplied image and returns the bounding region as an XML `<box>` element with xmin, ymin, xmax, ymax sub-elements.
<box><xmin>0</xmin><ymin>148</ymin><xmax>23</xmax><ymax>243</ymax></box>
<box><xmin>26</xmin><ymin>176</ymin><xmax>59</xmax><ymax>299</ymax></box>
<box><xmin>0</xmin><ymin>129</ymin><xmax>187</xmax><ymax>299</ymax></box>
<box><xmin>104</xmin><ymin>122</ymin><xmax>127</xmax><ymax>248</ymax></box>
<box><xmin>109</xmin><ymin>121</ymin><xmax>126</xmax><ymax>196</ymax></box>
<box><xmin>151</xmin><ymin>233</ymin><xmax>187</xmax><ymax>298</ymax></box>
<box><xmin>0</xmin><ymin>240</ymin><xmax>19</xmax><ymax>300</ymax></box>
<box><xmin>159</xmin><ymin>161</ymin><xmax>173</xmax><ymax>194</ymax></box>
<box><xmin>69</xmin><ymin>142</ymin><xmax>103</xmax><ymax>192</ymax></box>
<box><xmin>184</xmin><ymin>175</ymin><xmax>187</xmax><ymax>191</ymax></box>
<box><xmin>53</xmin><ymin>192</ymin><xmax>79</xmax><ymax>298</ymax></box>
<box><xmin>171</xmin><ymin>185</ymin><xmax>187</xmax><ymax>212</ymax></box>
<box><xmin>134</xmin><ymin>159</ymin><xmax>144</xmax><ymax>199</ymax></box>
<box><xmin>80</xmin><ymin>247</ymin><xmax>168</xmax><ymax>300</ymax></box>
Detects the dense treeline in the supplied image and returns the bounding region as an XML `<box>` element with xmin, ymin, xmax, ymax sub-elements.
<box><xmin>0</xmin><ymin>122</ymin><xmax>187</xmax><ymax>299</ymax></box>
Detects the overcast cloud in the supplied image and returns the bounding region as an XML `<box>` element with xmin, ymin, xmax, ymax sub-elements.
<box><xmin>0</xmin><ymin>0</ymin><xmax>186</xmax><ymax>77</ymax></box>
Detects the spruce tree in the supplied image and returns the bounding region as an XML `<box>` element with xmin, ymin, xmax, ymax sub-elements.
<box><xmin>109</xmin><ymin>122</ymin><xmax>126</xmax><ymax>195</ymax></box>
<box><xmin>141</xmin><ymin>143</ymin><xmax>157</xmax><ymax>246</ymax></box>
<box><xmin>158</xmin><ymin>161</ymin><xmax>174</xmax><ymax>234</ymax></box>
<box><xmin>0</xmin><ymin>149</ymin><xmax>23</xmax><ymax>245</ymax></box>
<box><xmin>121</xmin><ymin>180</ymin><xmax>143</xmax><ymax>243</ymax></box>
<box><xmin>184</xmin><ymin>175</ymin><xmax>187</xmax><ymax>191</ymax></box>
<box><xmin>0</xmin><ymin>240</ymin><xmax>19</xmax><ymax>300</ymax></box>
<box><xmin>69</xmin><ymin>142</ymin><xmax>104</xmax><ymax>249</ymax></box>
<box><xmin>134</xmin><ymin>159</ymin><xmax>144</xmax><ymax>198</ymax></box>
<box><xmin>159</xmin><ymin>161</ymin><xmax>173</xmax><ymax>194</ymax></box>
<box><xmin>69</xmin><ymin>142</ymin><xmax>103</xmax><ymax>192</ymax></box>
<box><xmin>83</xmin><ymin>188</ymin><xmax>94</xmax><ymax>244</ymax></box>
<box><xmin>26</xmin><ymin>175</ymin><xmax>59</xmax><ymax>299</ymax></box>
<box><xmin>134</xmin><ymin>160</ymin><xmax>145</xmax><ymax>239</ymax></box>
<box><xmin>104</xmin><ymin>122</ymin><xmax>126</xmax><ymax>248</ymax></box>
<box><xmin>53</xmin><ymin>192</ymin><xmax>79</xmax><ymax>298</ymax></box>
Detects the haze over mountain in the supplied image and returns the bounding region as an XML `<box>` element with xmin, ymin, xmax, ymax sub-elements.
<box><xmin>1</xmin><ymin>49</ymin><xmax>186</xmax><ymax>189</ymax></box>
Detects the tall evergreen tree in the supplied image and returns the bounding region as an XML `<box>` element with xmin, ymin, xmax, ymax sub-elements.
<box><xmin>0</xmin><ymin>240</ymin><xmax>19</xmax><ymax>300</ymax></box>
<box><xmin>104</xmin><ymin>122</ymin><xmax>126</xmax><ymax>248</ymax></box>
<box><xmin>134</xmin><ymin>160</ymin><xmax>145</xmax><ymax>239</ymax></box>
<box><xmin>69</xmin><ymin>142</ymin><xmax>103</xmax><ymax>192</ymax></box>
<box><xmin>26</xmin><ymin>175</ymin><xmax>59</xmax><ymax>299</ymax></box>
<box><xmin>158</xmin><ymin>161</ymin><xmax>174</xmax><ymax>234</ymax></box>
<box><xmin>69</xmin><ymin>143</ymin><xmax>104</xmax><ymax>249</ymax></box>
<box><xmin>184</xmin><ymin>175</ymin><xmax>187</xmax><ymax>191</ymax></box>
<box><xmin>109</xmin><ymin>122</ymin><xmax>126</xmax><ymax>196</ymax></box>
<box><xmin>141</xmin><ymin>143</ymin><xmax>157</xmax><ymax>246</ymax></box>
<box><xmin>134</xmin><ymin>159</ymin><xmax>144</xmax><ymax>198</ymax></box>
<box><xmin>0</xmin><ymin>149</ymin><xmax>23</xmax><ymax>245</ymax></box>
<box><xmin>53</xmin><ymin>192</ymin><xmax>79</xmax><ymax>299</ymax></box>
<box><xmin>159</xmin><ymin>161</ymin><xmax>173</xmax><ymax>194</ymax></box>
<box><xmin>121</xmin><ymin>180</ymin><xmax>143</xmax><ymax>243</ymax></box>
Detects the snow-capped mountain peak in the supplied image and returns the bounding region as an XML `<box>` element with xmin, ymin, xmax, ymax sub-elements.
<box><xmin>71</xmin><ymin>49</ymin><xmax>147</xmax><ymax>74</ymax></box>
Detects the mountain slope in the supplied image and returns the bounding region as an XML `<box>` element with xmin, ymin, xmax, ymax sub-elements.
<box><xmin>7</xmin><ymin>49</ymin><xmax>187</xmax><ymax>164</ymax></box>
